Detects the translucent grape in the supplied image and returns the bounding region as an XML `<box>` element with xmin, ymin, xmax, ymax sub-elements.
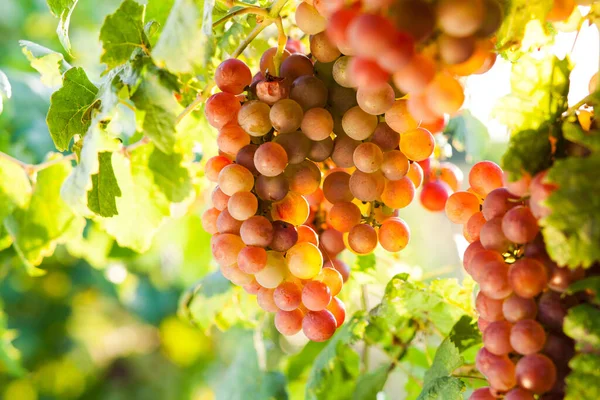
<box><xmin>508</xmin><ymin>258</ymin><xmax>548</xmax><ymax>298</ymax></box>
<box><xmin>510</xmin><ymin>319</ymin><xmax>546</xmax><ymax>355</ymax></box>
<box><xmin>216</xmin><ymin>208</ymin><xmax>243</xmax><ymax>235</ymax></box>
<box><xmin>274</xmin><ymin>281</ymin><xmax>303</xmax><ymax>311</ymax></box>
<box><xmin>286</xmin><ymin>242</ymin><xmax>323</xmax><ymax>279</ymax></box>
<box><xmin>546</xmin><ymin>0</ymin><xmax>576</xmax><ymax>22</ymax></box>
<box><xmin>217</xmin><ymin>164</ymin><xmax>254</xmax><ymax>196</ymax></box>
<box><xmin>529</xmin><ymin>171</ymin><xmax>558</xmax><ymax>220</ymax></box>
<box><xmin>420</xmin><ymin>181</ymin><xmax>452</xmax><ymax>212</ymax></box>
<box><xmin>295</xmin><ymin>1</ymin><xmax>327</xmax><ymax>34</ymax></box>
<box><xmin>348</xmin><ymin>224</ymin><xmax>378</xmax><ymax>254</ymax></box>
<box><xmin>301</xmin><ymin>107</ymin><xmax>333</xmax><ymax>141</ymax></box>
<box><xmin>205</xmin><ymin>155</ymin><xmax>232</xmax><ymax>183</ymax></box>
<box><xmin>463</xmin><ymin>240</ymin><xmax>485</xmax><ymax>271</ymax></box>
<box><xmin>502</xmin><ymin>206</ymin><xmax>540</xmax><ymax>244</ymax></box>
<box><xmin>400</xmin><ymin>128</ymin><xmax>435</xmax><ymax>161</ymax></box>
<box><xmin>316</xmin><ymin>268</ymin><xmax>343</xmax><ymax>296</ymax></box>
<box><xmin>515</xmin><ymin>354</ymin><xmax>557</xmax><ymax>394</ymax></box>
<box><xmin>324</xmin><ymin>259</ymin><xmax>350</xmax><ymax>282</ymax></box>
<box><xmin>217</xmin><ymin>124</ymin><xmax>251</xmax><ymax>156</ymax></box>
<box><xmin>254</xmin><ymin>251</ymin><xmax>287</xmax><ymax>289</ymax></box>
<box><xmin>392</xmin><ymin>54</ymin><xmax>436</xmax><ymax>94</ymax></box>
<box><xmin>270</xmin><ymin>221</ymin><xmax>298</xmax><ymax>252</ymax></box>
<box><xmin>302</xmin><ymin>310</ymin><xmax>337</xmax><ymax>342</ymax></box>
<box><xmin>326</xmin><ymin>8</ymin><xmax>359</xmax><ymax>50</ymax></box>
<box><xmin>385</xmin><ymin>100</ymin><xmax>418</xmax><ymax>134</ymax></box>
<box><xmin>342</xmin><ymin>106</ymin><xmax>379</xmax><ymax>141</ymax></box>
<box><xmin>347</xmin><ymin>13</ymin><xmax>394</xmax><ymax>59</ymax></box>
<box><xmin>270</xmin><ymin>99</ymin><xmax>304</xmax><ymax>133</ymax></box>
<box><xmin>297</xmin><ymin>225</ymin><xmax>319</xmax><ymax>246</ymax></box>
<box><xmin>424</xmin><ymin>73</ymin><xmax>465</xmax><ymax>115</ymax></box>
<box><xmin>464</xmin><ymin>211</ymin><xmax>486</xmax><ymax>243</ymax></box>
<box><xmin>205</xmin><ymin>92</ymin><xmax>242</xmax><ymax>129</ymax></box>
<box><xmin>437</xmin><ymin>0</ymin><xmax>484</xmax><ymax>37</ymax></box>
<box><xmin>302</xmin><ymin>280</ymin><xmax>332</xmax><ymax>311</ymax></box>
<box><xmin>323</xmin><ymin>171</ymin><xmax>353</xmax><ymax>203</ymax></box>
<box><xmin>502</xmin><ymin>294</ymin><xmax>537</xmax><ymax>323</ymax></box>
<box><xmin>350</xmin><ymin>170</ymin><xmax>386</xmax><ymax>202</ymax></box>
<box><xmin>237</xmin><ymin>100</ymin><xmax>272</xmax><ymax>137</ymax></box>
<box><xmin>240</xmin><ymin>216</ymin><xmax>274</xmax><ymax>248</ymax></box>
<box><xmin>227</xmin><ymin>191</ymin><xmax>258</xmax><ymax>221</ymax></box>
<box><xmin>238</xmin><ymin>246</ymin><xmax>267</xmax><ymax>274</ymax></box>
<box><xmin>445</xmin><ymin>191</ymin><xmax>480</xmax><ymax>224</ymax></box>
<box><xmin>406</xmin><ymin>161</ymin><xmax>424</xmax><ymax>188</ymax></box>
<box><xmin>483</xmin><ymin>320</ymin><xmax>514</xmax><ymax>355</ymax></box>
<box><xmin>257</xmin><ymin>287</ymin><xmax>280</xmax><ymax>313</ymax></box>
<box><xmin>243</xmin><ymin>278</ymin><xmax>262</xmax><ymax>295</ymax></box>
<box><xmin>211</xmin><ymin>233</ymin><xmax>245</xmax><ymax>267</ymax></box>
<box><xmin>254</xmin><ymin>142</ymin><xmax>288</xmax><ymax>177</ymax></box>
<box><xmin>357</xmin><ymin>84</ymin><xmax>396</xmax><ymax>116</ymax></box>
<box><xmin>328</xmin><ymin>202</ymin><xmax>362</xmax><ymax>232</ymax></box>
<box><xmin>407</xmin><ymin>92</ymin><xmax>440</xmax><ymax>123</ymax></box>
<box><xmin>215</xmin><ymin>58</ymin><xmax>252</xmax><ymax>95</ymax></box>
<box><xmin>285</xmin><ymin>160</ymin><xmax>321</xmax><ymax>195</ymax></box>
<box><xmin>353</xmin><ymin>142</ymin><xmax>384</xmax><ymax>173</ymax></box>
<box><xmin>201</xmin><ymin>208</ymin><xmax>220</xmax><ymax>235</ymax></box>
<box><xmin>310</xmin><ymin>32</ymin><xmax>341</xmax><ymax>63</ymax></box>
<box><xmin>469</xmin><ymin>161</ymin><xmax>504</xmax><ymax>197</ymax></box>
<box><xmin>271</xmin><ymin>192</ymin><xmax>310</xmax><ymax>226</ymax></box>
<box><xmin>381</xmin><ymin>176</ymin><xmax>416</xmax><ymax>209</ymax></box>
<box><xmin>378</xmin><ymin>217</ymin><xmax>410</xmax><ymax>252</ymax></box>
<box><xmin>326</xmin><ymin>297</ymin><xmax>346</xmax><ymax>327</ymax></box>
<box><xmin>275</xmin><ymin>309</ymin><xmax>304</xmax><ymax>335</ymax></box>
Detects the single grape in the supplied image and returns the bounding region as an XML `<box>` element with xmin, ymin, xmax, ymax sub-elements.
<box><xmin>510</xmin><ymin>319</ymin><xmax>546</xmax><ymax>355</ymax></box>
<box><xmin>328</xmin><ymin>85</ymin><xmax>359</xmax><ymax>115</ymax></box>
<box><xmin>347</xmin><ymin>13</ymin><xmax>394</xmax><ymax>59</ymax></box>
<box><xmin>290</xmin><ymin>75</ymin><xmax>329</xmax><ymax>110</ymax></box>
<box><xmin>235</xmin><ymin>144</ymin><xmax>259</xmax><ymax>175</ymax></box>
<box><xmin>286</xmin><ymin>242</ymin><xmax>323</xmax><ymax>279</ymax></box>
<box><xmin>385</xmin><ymin>100</ymin><xmax>418</xmax><ymax>134</ymax></box>
<box><xmin>392</xmin><ymin>54</ymin><xmax>436</xmax><ymax>94</ymax></box>
<box><xmin>295</xmin><ymin>1</ymin><xmax>327</xmax><ymax>34</ymax></box>
<box><xmin>275</xmin><ymin>309</ymin><xmax>304</xmax><ymax>335</ymax></box>
<box><xmin>353</xmin><ymin>142</ymin><xmax>384</xmax><ymax>173</ymax></box>
<box><xmin>205</xmin><ymin>155</ymin><xmax>232</xmax><ymax>182</ymax></box>
<box><xmin>420</xmin><ymin>180</ymin><xmax>452</xmax><ymax>212</ymax></box>
<box><xmin>502</xmin><ymin>294</ymin><xmax>537</xmax><ymax>323</ymax></box>
<box><xmin>254</xmin><ymin>142</ymin><xmax>288</xmax><ymax>177</ymax></box>
<box><xmin>326</xmin><ymin>297</ymin><xmax>346</xmax><ymax>327</ymax></box>
<box><xmin>468</xmin><ymin>249</ymin><xmax>504</xmax><ymax>282</ymax></box>
<box><xmin>256</xmin><ymin>79</ymin><xmax>290</xmax><ymax>105</ymax></box>
<box><xmin>468</xmin><ymin>388</ymin><xmax>495</xmax><ymax>400</ymax></box>
<box><xmin>320</xmin><ymin>229</ymin><xmax>346</xmax><ymax>258</ymax></box>
<box><xmin>483</xmin><ymin>320</ymin><xmax>514</xmax><ymax>355</ymax></box>
<box><xmin>482</xmin><ymin>188</ymin><xmax>520</xmax><ymax>221</ymax></box>
<box><xmin>504</xmin><ymin>172</ymin><xmax>531</xmax><ymax>197</ymax></box>
<box><xmin>217</xmin><ymin>124</ymin><xmax>251</xmax><ymax>156</ymax></box>
<box><xmin>437</xmin><ymin>0</ymin><xmax>484</xmax><ymax>37</ymax></box>
<box><xmin>508</xmin><ymin>258</ymin><xmax>548</xmax><ymax>298</ymax></box>
<box><xmin>350</xmin><ymin>170</ymin><xmax>386</xmax><ymax>202</ymax></box>
<box><xmin>270</xmin><ymin>221</ymin><xmax>298</xmax><ymax>252</ymax></box>
<box><xmin>254</xmin><ymin>251</ymin><xmax>287</xmax><ymax>289</ymax></box>
<box><xmin>342</xmin><ymin>106</ymin><xmax>379</xmax><ymax>141</ymax></box>
<box><xmin>257</xmin><ymin>287</ymin><xmax>280</xmax><ymax>313</ymax></box>
<box><xmin>316</xmin><ymin>268</ymin><xmax>343</xmax><ymax>296</ymax></box>
<box><xmin>424</xmin><ymin>73</ymin><xmax>465</xmax><ymax>115</ymax></box>
<box><xmin>348</xmin><ymin>224</ymin><xmax>378</xmax><ymax>254</ymax></box>
<box><xmin>378</xmin><ymin>217</ymin><xmax>410</xmax><ymax>252</ymax></box>
<box><xmin>349</xmin><ymin>57</ymin><xmax>391</xmax><ymax>88</ymax></box>
<box><xmin>323</xmin><ymin>171</ymin><xmax>353</xmax><ymax>203</ymax></box>
<box><xmin>378</xmin><ymin>31</ymin><xmax>415</xmax><ymax>73</ymax></box>
<box><xmin>332</xmin><ymin>135</ymin><xmax>361</xmax><ymax>168</ymax></box>
<box><xmin>302</xmin><ymin>310</ymin><xmax>337</xmax><ymax>342</ymax></box>
<box><xmin>543</xmin><ymin>333</ymin><xmax>575</xmax><ymax>367</ymax></box>
<box><xmin>324</xmin><ymin>258</ymin><xmax>350</xmax><ymax>282</ymax></box>
<box><xmin>406</xmin><ymin>161</ymin><xmax>424</xmax><ymax>188</ymax></box>
<box><xmin>371</xmin><ymin>123</ymin><xmax>400</xmax><ymax>152</ymax></box>
<box><xmin>478</xmin><ymin>0</ymin><xmax>503</xmax><ymax>36</ymax></box>
<box><xmin>502</xmin><ymin>206</ymin><xmax>540</xmax><ymax>244</ymax></box>
<box><xmin>211</xmin><ymin>233</ymin><xmax>245</xmax><ymax>267</ymax></box>
<box><xmin>475</xmin><ymin>348</ymin><xmax>517</xmax><ymax>391</ymax></box>
<box><xmin>479</xmin><ymin>260</ymin><xmax>512</xmax><ymax>300</ymax></box>
<box><xmin>237</xmin><ymin>100</ymin><xmax>272</xmax><ymax>137</ymax></box>
<box><xmin>205</xmin><ymin>92</ymin><xmax>242</xmax><ymax>129</ymax></box>
<box><xmin>529</xmin><ymin>171</ymin><xmax>558</xmax><ymax>220</ymax></box>
<box><xmin>240</xmin><ymin>216</ymin><xmax>274</xmax><ymax>248</ymax></box>
<box><xmin>259</xmin><ymin>47</ymin><xmax>292</xmax><ymax>76</ymax></box>
<box><xmin>308</xmin><ymin>137</ymin><xmax>334</xmax><ymax>162</ymax></box>
<box><xmin>221</xmin><ymin>262</ymin><xmax>254</xmax><ymax>286</ymax></box>
<box><xmin>297</xmin><ymin>225</ymin><xmax>319</xmax><ymax>246</ymax></box>
<box><xmin>464</xmin><ymin>211</ymin><xmax>486</xmax><ymax>242</ymax></box>
<box><xmin>215</xmin><ymin>58</ymin><xmax>252</xmax><ymax>95</ymax></box>
<box><xmin>332</xmin><ymin>56</ymin><xmax>355</xmax><ymax>88</ymax></box>
<box><xmin>381</xmin><ymin>176</ymin><xmax>416</xmax><ymax>209</ymax></box>
<box><xmin>301</xmin><ymin>107</ymin><xmax>333</xmax><ymax>141</ymax></box>
<box><xmin>216</xmin><ymin>208</ymin><xmax>243</xmax><ymax>235</ymax></box>
<box><xmin>273</xmin><ymin>131</ymin><xmax>311</xmax><ymax>165</ymax></box>
<box><xmin>515</xmin><ymin>354</ymin><xmax>557</xmax><ymax>394</ymax></box>
<box><xmin>280</xmin><ymin>54</ymin><xmax>314</xmax><ymax>83</ymax></box>
<box><xmin>480</xmin><ymin>217</ymin><xmax>511</xmax><ymax>253</ymax></box>
<box><xmin>270</xmin><ymin>99</ymin><xmax>304</xmax><ymax>133</ymax></box>
<box><xmin>271</xmin><ymin>192</ymin><xmax>310</xmax><ymax>226</ymax></box>
<box><xmin>218</xmin><ymin>164</ymin><xmax>254</xmax><ymax>196</ymax></box>
<box><xmin>469</xmin><ymin>161</ymin><xmax>504</xmax><ymax>197</ymax></box>
<box><xmin>285</xmin><ymin>160</ymin><xmax>321</xmax><ymax>195</ymax></box>
<box><xmin>274</xmin><ymin>281</ymin><xmax>303</xmax><ymax>311</ymax></box>
<box><xmin>328</xmin><ymin>202</ymin><xmax>362</xmax><ymax>232</ymax></box>
<box><xmin>227</xmin><ymin>191</ymin><xmax>258</xmax><ymax>221</ymax></box>
<box><xmin>476</xmin><ymin>292</ymin><xmax>504</xmax><ymax>321</ymax></box>
<box><xmin>357</xmin><ymin>84</ymin><xmax>396</xmax><ymax>116</ymax></box>
<box><xmin>445</xmin><ymin>191</ymin><xmax>481</xmax><ymax>224</ymax></box>
<box><xmin>505</xmin><ymin>388</ymin><xmax>535</xmax><ymax>400</ymax></box>
<box><xmin>302</xmin><ymin>280</ymin><xmax>332</xmax><ymax>311</ymax></box>
<box><xmin>400</xmin><ymin>128</ymin><xmax>435</xmax><ymax>161</ymax></box>
<box><xmin>238</xmin><ymin>246</ymin><xmax>267</xmax><ymax>274</ymax></box>
<box><xmin>463</xmin><ymin>240</ymin><xmax>485</xmax><ymax>271</ymax></box>
<box><xmin>201</xmin><ymin>208</ymin><xmax>220</xmax><ymax>235</ymax></box>
<box><xmin>310</xmin><ymin>31</ymin><xmax>341</xmax><ymax>63</ymax></box>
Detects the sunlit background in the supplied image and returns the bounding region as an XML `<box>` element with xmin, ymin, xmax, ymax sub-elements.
<box><xmin>0</xmin><ymin>1</ymin><xmax>598</xmax><ymax>399</ymax></box>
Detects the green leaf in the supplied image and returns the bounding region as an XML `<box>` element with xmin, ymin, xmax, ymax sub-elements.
<box><xmin>502</xmin><ymin>127</ymin><xmax>553</xmax><ymax>181</ymax></box>
<box><xmin>563</xmin><ymin>120</ymin><xmax>600</xmax><ymax>152</ymax></box>
<box><xmin>88</xmin><ymin>152</ymin><xmax>122</xmax><ymax>217</ymax></box>
<box><xmin>286</xmin><ymin>341</ymin><xmax>327</xmax><ymax>381</ymax></box>
<box><xmin>98</xmin><ymin>146</ymin><xmax>171</xmax><ymax>252</ymax></box>
<box><xmin>0</xmin><ymin>306</ymin><xmax>26</xmax><ymax>377</ymax></box>
<box><xmin>99</xmin><ymin>0</ymin><xmax>150</xmax><ymax>70</ymax></box>
<box><xmin>355</xmin><ymin>254</ymin><xmax>376</xmax><ymax>273</ymax></box>
<box><xmin>568</xmin><ymin>277</ymin><xmax>600</xmax><ymax>306</ymax></box>
<box><xmin>493</xmin><ymin>55</ymin><xmax>571</xmax><ymax>132</ymax></box>
<box><xmin>46</xmin><ymin>0</ymin><xmax>80</xmax><ymax>55</ymax></box>
<box><xmin>131</xmin><ymin>71</ymin><xmax>180</xmax><ymax>154</ymax></box>
<box><xmin>215</xmin><ymin>332</ymin><xmax>288</xmax><ymax>400</ymax></box>
<box><xmin>148</xmin><ymin>148</ymin><xmax>193</xmax><ymax>202</ymax></box>
<box><xmin>20</xmin><ymin>40</ymin><xmax>71</xmax><ymax>87</ymax></box>
<box><xmin>3</xmin><ymin>157</ymin><xmax>85</xmax><ymax>273</ymax></box>
<box><xmin>0</xmin><ymin>69</ymin><xmax>10</xmax><ymax>114</ymax></box>
<box><xmin>417</xmin><ymin>376</ymin><xmax>465</xmax><ymax>400</ymax></box>
<box><xmin>495</xmin><ymin>0</ymin><xmax>553</xmax><ymax>59</ymax></box>
<box><xmin>305</xmin><ymin>315</ymin><xmax>368</xmax><ymax>400</ymax></box>
<box><xmin>563</xmin><ymin>304</ymin><xmax>600</xmax><ymax>351</ymax></box>
<box><xmin>541</xmin><ymin>154</ymin><xmax>600</xmax><ymax>268</ymax></box>
<box><xmin>566</xmin><ymin>353</ymin><xmax>600</xmax><ymax>400</ymax></box>
<box><xmin>0</xmin><ymin>158</ymin><xmax>32</xmax><ymax>222</ymax></box>
<box><xmin>152</xmin><ymin>0</ymin><xmax>215</xmax><ymax>74</ymax></box>
<box><xmin>46</xmin><ymin>67</ymin><xmax>99</xmax><ymax>152</ymax></box>
<box><xmin>447</xmin><ymin>316</ymin><xmax>481</xmax><ymax>353</ymax></box>
<box><xmin>353</xmin><ymin>365</ymin><xmax>390</xmax><ymax>400</ymax></box>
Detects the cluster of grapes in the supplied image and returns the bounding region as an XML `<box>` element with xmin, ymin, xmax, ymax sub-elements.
<box><xmin>443</xmin><ymin>161</ymin><xmax>586</xmax><ymax>399</ymax></box>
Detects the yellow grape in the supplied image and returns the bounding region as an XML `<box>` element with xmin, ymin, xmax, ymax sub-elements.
<box><xmin>217</xmin><ymin>164</ymin><xmax>254</xmax><ymax>196</ymax></box>
<box><xmin>295</xmin><ymin>1</ymin><xmax>327</xmax><ymax>35</ymax></box>
<box><xmin>328</xmin><ymin>201</ymin><xmax>362</xmax><ymax>232</ymax></box>
<box><xmin>238</xmin><ymin>100</ymin><xmax>272</xmax><ymax>137</ymax></box>
<box><xmin>326</xmin><ymin>297</ymin><xmax>346</xmax><ymax>327</ymax></box>
<box><xmin>406</xmin><ymin>161</ymin><xmax>424</xmax><ymax>188</ymax></box>
<box><xmin>399</xmin><ymin>128</ymin><xmax>435</xmax><ymax>161</ymax></box>
<box><xmin>286</xmin><ymin>242</ymin><xmax>323</xmax><ymax>279</ymax></box>
<box><xmin>316</xmin><ymin>267</ymin><xmax>343</xmax><ymax>296</ymax></box>
<box><xmin>378</xmin><ymin>217</ymin><xmax>410</xmax><ymax>252</ymax></box>
<box><xmin>381</xmin><ymin>150</ymin><xmax>409</xmax><ymax>180</ymax></box>
<box><xmin>342</xmin><ymin>106</ymin><xmax>379</xmax><ymax>140</ymax></box>
<box><xmin>301</xmin><ymin>107</ymin><xmax>334</xmax><ymax>141</ymax></box>
<box><xmin>385</xmin><ymin>100</ymin><xmax>418</xmax><ymax>134</ymax></box>
<box><xmin>271</xmin><ymin>192</ymin><xmax>310</xmax><ymax>226</ymax></box>
<box><xmin>255</xmin><ymin>251</ymin><xmax>288</xmax><ymax>288</ymax></box>
<box><xmin>347</xmin><ymin>224</ymin><xmax>378</xmax><ymax>254</ymax></box>
<box><xmin>227</xmin><ymin>191</ymin><xmax>258</xmax><ymax>221</ymax></box>
<box><xmin>353</xmin><ymin>142</ymin><xmax>384</xmax><ymax>173</ymax></box>
<box><xmin>445</xmin><ymin>191</ymin><xmax>481</xmax><ymax>224</ymax></box>
<box><xmin>381</xmin><ymin>177</ymin><xmax>416</xmax><ymax>209</ymax></box>
<box><xmin>425</xmin><ymin>74</ymin><xmax>465</xmax><ymax>115</ymax></box>
<box><xmin>310</xmin><ymin>31</ymin><xmax>341</xmax><ymax>63</ymax></box>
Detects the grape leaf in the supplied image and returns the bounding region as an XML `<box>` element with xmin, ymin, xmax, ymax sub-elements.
<box><xmin>20</xmin><ymin>40</ymin><xmax>71</xmax><ymax>87</ymax></box>
<box><xmin>447</xmin><ymin>316</ymin><xmax>481</xmax><ymax>353</ymax></box>
<box><xmin>493</xmin><ymin>55</ymin><xmax>571</xmax><ymax>132</ymax></box>
<box><xmin>148</xmin><ymin>148</ymin><xmax>193</xmax><ymax>202</ymax></box>
<box><xmin>99</xmin><ymin>0</ymin><xmax>150</xmax><ymax>70</ymax></box>
<box><xmin>563</xmin><ymin>120</ymin><xmax>600</xmax><ymax>153</ymax></box>
<box><xmin>0</xmin><ymin>158</ymin><xmax>32</xmax><ymax>222</ymax></box>
<box><xmin>305</xmin><ymin>315</ymin><xmax>368</xmax><ymax>400</ymax></box>
<box><xmin>563</xmin><ymin>304</ymin><xmax>600</xmax><ymax>351</ymax></box>
<box><xmin>502</xmin><ymin>127</ymin><xmax>553</xmax><ymax>181</ymax></box>
<box><xmin>0</xmin><ymin>307</ymin><xmax>26</xmax><ymax>377</ymax></box>
<box><xmin>568</xmin><ymin>277</ymin><xmax>600</xmax><ymax>306</ymax></box>
<box><xmin>286</xmin><ymin>341</ymin><xmax>327</xmax><ymax>381</ymax></box>
<box><xmin>353</xmin><ymin>364</ymin><xmax>390</xmax><ymax>400</ymax></box>
<box><xmin>0</xmin><ymin>69</ymin><xmax>10</xmax><ymax>114</ymax></box>
<box><xmin>87</xmin><ymin>152</ymin><xmax>122</xmax><ymax>217</ymax></box>
<box><xmin>152</xmin><ymin>0</ymin><xmax>214</xmax><ymax>74</ymax></box>
<box><xmin>565</xmin><ymin>353</ymin><xmax>600</xmax><ymax>400</ymax></box>
<box><xmin>46</xmin><ymin>67</ymin><xmax>99</xmax><ymax>152</ymax></box>
<box><xmin>3</xmin><ymin>157</ymin><xmax>85</xmax><ymax>274</ymax></box>
<box><xmin>215</xmin><ymin>332</ymin><xmax>288</xmax><ymax>400</ymax></box>
<box><xmin>98</xmin><ymin>146</ymin><xmax>171</xmax><ymax>253</ymax></box>
<box><xmin>355</xmin><ymin>254</ymin><xmax>376</xmax><ymax>272</ymax></box>
<box><xmin>46</xmin><ymin>0</ymin><xmax>80</xmax><ymax>55</ymax></box>
<box><xmin>131</xmin><ymin>71</ymin><xmax>181</xmax><ymax>154</ymax></box>
<box><xmin>541</xmin><ymin>154</ymin><xmax>600</xmax><ymax>268</ymax></box>
<box><xmin>495</xmin><ymin>0</ymin><xmax>553</xmax><ymax>59</ymax></box>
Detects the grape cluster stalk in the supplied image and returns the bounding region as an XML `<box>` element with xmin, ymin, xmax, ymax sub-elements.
<box><xmin>446</xmin><ymin>161</ymin><xmax>590</xmax><ymax>399</ymax></box>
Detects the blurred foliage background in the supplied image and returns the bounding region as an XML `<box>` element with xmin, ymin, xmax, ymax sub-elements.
<box><xmin>0</xmin><ymin>1</ymin><xmax>508</xmax><ymax>399</ymax></box>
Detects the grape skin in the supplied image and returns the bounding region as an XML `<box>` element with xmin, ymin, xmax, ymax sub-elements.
<box><xmin>483</xmin><ymin>320</ymin><xmax>514</xmax><ymax>355</ymax></box>
<box><xmin>302</xmin><ymin>280</ymin><xmax>332</xmax><ymax>311</ymax></box>
<box><xmin>275</xmin><ymin>309</ymin><xmax>304</xmax><ymax>335</ymax></box>
<box><xmin>508</xmin><ymin>258</ymin><xmax>548</xmax><ymax>298</ymax></box>
<box><xmin>302</xmin><ymin>310</ymin><xmax>337</xmax><ymax>342</ymax></box>
<box><xmin>502</xmin><ymin>294</ymin><xmax>537</xmax><ymax>323</ymax></box>
<box><xmin>510</xmin><ymin>319</ymin><xmax>546</xmax><ymax>355</ymax></box>
<box><xmin>515</xmin><ymin>354</ymin><xmax>557</xmax><ymax>394</ymax></box>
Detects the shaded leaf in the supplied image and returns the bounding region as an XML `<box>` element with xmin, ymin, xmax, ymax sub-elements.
<box><xmin>46</xmin><ymin>67</ymin><xmax>98</xmax><ymax>151</ymax></box>
<box><xmin>563</xmin><ymin>304</ymin><xmax>600</xmax><ymax>351</ymax></box>
<box><xmin>353</xmin><ymin>364</ymin><xmax>390</xmax><ymax>400</ymax></box>
<box><xmin>566</xmin><ymin>353</ymin><xmax>600</xmax><ymax>400</ymax></box>
<box><xmin>148</xmin><ymin>148</ymin><xmax>193</xmax><ymax>202</ymax></box>
<box><xmin>0</xmin><ymin>158</ymin><xmax>32</xmax><ymax>222</ymax></box>
<box><xmin>88</xmin><ymin>152</ymin><xmax>122</xmax><ymax>217</ymax></box>
<box><xmin>502</xmin><ymin>127</ymin><xmax>553</xmax><ymax>181</ymax></box>
<box><xmin>20</xmin><ymin>40</ymin><xmax>71</xmax><ymax>87</ymax></box>
<box><xmin>568</xmin><ymin>277</ymin><xmax>600</xmax><ymax>306</ymax></box>
<box><xmin>563</xmin><ymin>121</ymin><xmax>600</xmax><ymax>153</ymax></box>
<box><xmin>46</xmin><ymin>0</ymin><xmax>79</xmax><ymax>55</ymax></box>
<box><xmin>0</xmin><ymin>307</ymin><xmax>26</xmax><ymax>377</ymax></box>
<box><xmin>355</xmin><ymin>254</ymin><xmax>376</xmax><ymax>273</ymax></box>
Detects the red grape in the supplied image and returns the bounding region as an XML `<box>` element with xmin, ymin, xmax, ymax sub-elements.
<box><xmin>515</xmin><ymin>354</ymin><xmax>557</xmax><ymax>394</ymax></box>
<box><xmin>215</xmin><ymin>59</ymin><xmax>252</xmax><ymax>94</ymax></box>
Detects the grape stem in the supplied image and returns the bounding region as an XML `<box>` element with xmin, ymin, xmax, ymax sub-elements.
<box><xmin>213</xmin><ymin>6</ymin><xmax>270</xmax><ymax>28</ymax></box>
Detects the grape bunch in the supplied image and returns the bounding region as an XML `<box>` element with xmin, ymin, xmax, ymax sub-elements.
<box><xmin>444</xmin><ymin>161</ymin><xmax>588</xmax><ymax>399</ymax></box>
